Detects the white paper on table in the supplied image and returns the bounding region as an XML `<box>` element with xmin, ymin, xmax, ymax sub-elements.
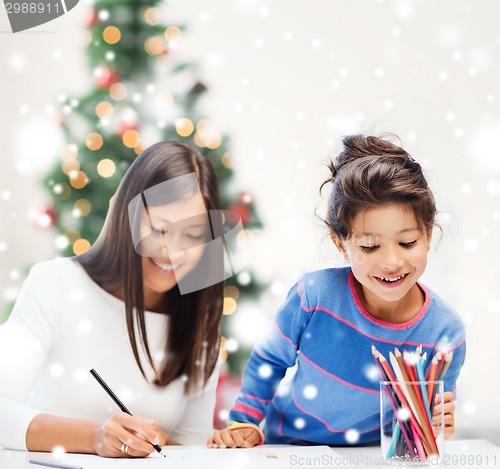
<box><xmin>61</xmin><ymin>445</ymin><xmax>349</xmax><ymax>468</ymax></box>
<box><xmin>444</xmin><ymin>439</ymin><xmax>500</xmax><ymax>460</ymax></box>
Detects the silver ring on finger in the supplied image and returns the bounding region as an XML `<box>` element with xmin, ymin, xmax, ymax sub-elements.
<box><xmin>120</xmin><ymin>443</ymin><xmax>129</xmax><ymax>454</ymax></box>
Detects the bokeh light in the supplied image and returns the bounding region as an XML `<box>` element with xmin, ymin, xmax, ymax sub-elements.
<box><xmin>62</xmin><ymin>160</ymin><xmax>80</xmax><ymax>176</ymax></box>
<box><xmin>85</xmin><ymin>132</ymin><xmax>103</xmax><ymax>151</ymax></box>
<box><xmin>144</xmin><ymin>36</ymin><xmax>167</xmax><ymax>55</ymax></box>
<box><xmin>109</xmin><ymin>82</ymin><xmax>127</xmax><ymax>101</ymax></box>
<box><xmin>103</xmin><ymin>26</ymin><xmax>121</xmax><ymax>44</ymax></box>
<box><xmin>95</xmin><ymin>101</ymin><xmax>114</xmax><ymax>119</ymax></box>
<box><xmin>60</xmin><ymin>144</ymin><xmax>78</xmax><ymax>161</ymax></box>
<box><xmin>144</xmin><ymin>7</ymin><xmax>161</xmax><ymax>25</ymax></box>
<box><xmin>97</xmin><ymin>159</ymin><xmax>116</xmax><ymax>178</ymax></box>
<box><xmin>164</xmin><ymin>26</ymin><xmax>182</xmax><ymax>42</ymax></box>
<box><xmin>73</xmin><ymin>239</ymin><xmax>91</xmax><ymax>255</ymax></box>
<box><xmin>175</xmin><ymin>118</ymin><xmax>194</xmax><ymax>137</ymax></box>
<box><xmin>73</xmin><ymin>199</ymin><xmax>91</xmax><ymax>217</ymax></box>
<box><xmin>69</xmin><ymin>171</ymin><xmax>88</xmax><ymax>189</ymax></box>
<box><xmin>223</xmin><ymin>297</ymin><xmax>237</xmax><ymax>315</ymax></box>
<box><xmin>122</xmin><ymin>129</ymin><xmax>141</xmax><ymax>148</ymax></box>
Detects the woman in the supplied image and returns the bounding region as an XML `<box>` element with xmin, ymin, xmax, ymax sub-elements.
<box><xmin>0</xmin><ymin>141</ymin><xmax>224</xmax><ymax>457</ymax></box>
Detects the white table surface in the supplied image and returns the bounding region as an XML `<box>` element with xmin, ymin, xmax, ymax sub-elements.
<box><xmin>1</xmin><ymin>439</ymin><xmax>499</xmax><ymax>469</ymax></box>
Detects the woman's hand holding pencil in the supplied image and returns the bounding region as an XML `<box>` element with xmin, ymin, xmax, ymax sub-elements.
<box><xmin>89</xmin><ymin>369</ymin><xmax>167</xmax><ymax>458</ymax></box>
<box><xmin>92</xmin><ymin>412</ymin><xmax>165</xmax><ymax>458</ymax></box>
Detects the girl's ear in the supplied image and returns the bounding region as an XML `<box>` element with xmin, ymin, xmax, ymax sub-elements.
<box><xmin>331</xmin><ymin>236</ymin><xmax>349</xmax><ymax>261</ymax></box>
<box><xmin>426</xmin><ymin>228</ymin><xmax>433</xmax><ymax>252</ymax></box>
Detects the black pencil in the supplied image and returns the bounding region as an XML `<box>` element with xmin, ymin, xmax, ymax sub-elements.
<box><xmin>89</xmin><ymin>368</ymin><xmax>166</xmax><ymax>457</ymax></box>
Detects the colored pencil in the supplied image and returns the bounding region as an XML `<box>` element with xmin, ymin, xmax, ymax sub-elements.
<box><xmin>394</xmin><ymin>349</ymin><xmax>438</xmax><ymax>455</ymax></box>
<box><xmin>438</xmin><ymin>352</ymin><xmax>454</xmax><ymax>380</ymax></box>
<box><xmin>372</xmin><ymin>347</ymin><xmax>416</xmax><ymax>457</ymax></box>
<box><xmin>373</xmin><ymin>344</ymin><xmax>454</xmax><ymax>461</ymax></box>
<box><xmin>415</xmin><ymin>356</ymin><xmax>433</xmax><ymax>424</ymax></box>
<box><xmin>374</xmin><ymin>348</ymin><xmax>426</xmax><ymax>441</ymax></box>
<box><xmin>411</xmin><ymin>420</ymin><xmax>427</xmax><ymax>462</ymax></box>
<box><xmin>426</xmin><ymin>355</ymin><xmax>439</xmax><ymax>400</ymax></box>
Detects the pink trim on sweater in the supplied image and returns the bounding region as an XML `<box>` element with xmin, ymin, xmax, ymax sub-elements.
<box><xmin>232</xmin><ymin>402</ymin><xmax>264</xmax><ymax>421</ymax></box>
<box><xmin>296</xmin><ymin>274</ymin><xmax>447</xmax><ymax>349</ymax></box>
<box><xmin>273</xmin><ymin>320</ymin><xmax>297</xmax><ymax>347</ymax></box>
<box><xmin>299</xmin><ymin>303</ymin><xmax>439</xmax><ymax>349</ymax></box>
<box><xmin>292</xmin><ymin>394</ymin><xmax>346</xmax><ymax>433</ymax></box>
<box><xmin>240</xmin><ymin>392</ymin><xmax>271</xmax><ymax>404</ymax></box>
<box><xmin>348</xmin><ymin>272</ymin><xmax>430</xmax><ymax>330</ymax></box>
<box><xmin>291</xmin><ymin>390</ymin><xmax>382</xmax><ymax>435</ymax></box>
<box><xmin>447</xmin><ymin>337</ymin><xmax>466</xmax><ymax>352</ymax></box>
<box><xmin>299</xmin><ymin>352</ymin><xmax>379</xmax><ymax>395</ymax></box>
<box><xmin>278</xmin><ymin>413</ymin><xmax>284</xmax><ymax>436</ymax></box>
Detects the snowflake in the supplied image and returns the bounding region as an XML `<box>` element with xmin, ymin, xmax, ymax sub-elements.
<box><xmin>397</xmin><ymin>407</ymin><xmax>411</xmax><ymax>422</ymax></box>
<box><xmin>462</xmin><ymin>401</ymin><xmax>477</xmax><ymax>416</ymax></box>
<box><xmin>303</xmin><ymin>384</ymin><xmax>318</xmax><ymax>400</ymax></box>
<box><xmin>294</xmin><ymin>418</ymin><xmax>306</xmax><ymax>429</ymax></box>
<box><xmin>51</xmin><ymin>446</ymin><xmax>66</xmax><ymax>457</ymax></box>
<box><xmin>345</xmin><ymin>429</ymin><xmax>360</xmax><ymax>444</ymax></box>
<box><xmin>258</xmin><ymin>364</ymin><xmax>272</xmax><ymax>379</ymax></box>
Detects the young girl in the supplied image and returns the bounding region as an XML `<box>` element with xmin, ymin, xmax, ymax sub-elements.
<box><xmin>208</xmin><ymin>134</ymin><xmax>466</xmax><ymax>448</ymax></box>
<box><xmin>0</xmin><ymin>141</ymin><xmax>224</xmax><ymax>457</ymax></box>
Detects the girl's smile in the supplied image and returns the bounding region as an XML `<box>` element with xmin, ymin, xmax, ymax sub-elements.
<box><xmin>374</xmin><ymin>272</ymin><xmax>409</xmax><ymax>288</ymax></box>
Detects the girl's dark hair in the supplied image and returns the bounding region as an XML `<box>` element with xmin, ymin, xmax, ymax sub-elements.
<box><xmin>76</xmin><ymin>141</ymin><xmax>223</xmax><ymax>393</ymax></box>
<box><xmin>320</xmin><ymin>134</ymin><xmax>436</xmax><ymax>239</ymax></box>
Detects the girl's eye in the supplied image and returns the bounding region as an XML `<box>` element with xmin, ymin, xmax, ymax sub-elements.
<box><xmin>360</xmin><ymin>245</ymin><xmax>378</xmax><ymax>253</ymax></box>
<box><xmin>400</xmin><ymin>240</ymin><xmax>417</xmax><ymax>248</ymax></box>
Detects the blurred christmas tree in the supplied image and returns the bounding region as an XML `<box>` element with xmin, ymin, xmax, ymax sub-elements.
<box><xmin>42</xmin><ymin>0</ymin><xmax>265</xmax><ymax>376</ymax></box>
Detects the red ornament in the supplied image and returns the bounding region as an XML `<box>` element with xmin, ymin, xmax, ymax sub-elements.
<box><xmin>86</xmin><ymin>9</ymin><xmax>98</xmax><ymax>27</ymax></box>
<box><xmin>94</xmin><ymin>66</ymin><xmax>120</xmax><ymax>89</ymax></box>
<box><xmin>29</xmin><ymin>206</ymin><xmax>57</xmax><ymax>229</ymax></box>
<box><xmin>53</xmin><ymin>113</ymin><xmax>64</xmax><ymax>128</ymax></box>
<box><xmin>227</xmin><ymin>203</ymin><xmax>250</xmax><ymax>226</ymax></box>
<box><xmin>117</xmin><ymin>121</ymin><xmax>138</xmax><ymax>137</ymax></box>
<box><xmin>238</xmin><ymin>191</ymin><xmax>253</xmax><ymax>205</ymax></box>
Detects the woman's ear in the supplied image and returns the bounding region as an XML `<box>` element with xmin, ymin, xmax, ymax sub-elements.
<box><xmin>331</xmin><ymin>236</ymin><xmax>349</xmax><ymax>261</ymax></box>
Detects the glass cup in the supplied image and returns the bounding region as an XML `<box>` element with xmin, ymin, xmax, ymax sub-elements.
<box><xmin>380</xmin><ymin>380</ymin><xmax>444</xmax><ymax>465</ymax></box>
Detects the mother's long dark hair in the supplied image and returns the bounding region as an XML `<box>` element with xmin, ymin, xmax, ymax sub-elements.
<box><xmin>76</xmin><ymin>141</ymin><xmax>223</xmax><ymax>393</ymax></box>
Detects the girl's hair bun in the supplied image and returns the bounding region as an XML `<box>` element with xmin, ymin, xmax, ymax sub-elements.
<box><xmin>320</xmin><ymin>134</ymin><xmax>436</xmax><ymax>239</ymax></box>
<box><xmin>336</xmin><ymin>133</ymin><xmax>411</xmax><ymax>169</ymax></box>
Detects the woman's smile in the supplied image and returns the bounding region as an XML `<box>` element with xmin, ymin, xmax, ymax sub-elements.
<box><xmin>149</xmin><ymin>257</ymin><xmax>180</xmax><ymax>275</ymax></box>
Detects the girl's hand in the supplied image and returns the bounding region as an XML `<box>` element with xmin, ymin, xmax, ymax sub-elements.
<box><xmin>207</xmin><ymin>427</ymin><xmax>261</xmax><ymax>448</ymax></box>
<box><xmin>432</xmin><ymin>392</ymin><xmax>455</xmax><ymax>439</ymax></box>
<box><xmin>92</xmin><ymin>412</ymin><xmax>161</xmax><ymax>457</ymax></box>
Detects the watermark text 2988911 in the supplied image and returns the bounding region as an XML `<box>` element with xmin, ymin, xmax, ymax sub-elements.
<box><xmin>3</xmin><ymin>0</ymin><xmax>79</xmax><ymax>33</ymax></box>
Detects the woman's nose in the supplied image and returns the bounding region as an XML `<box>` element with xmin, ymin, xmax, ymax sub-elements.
<box><xmin>161</xmin><ymin>233</ymin><xmax>186</xmax><ymax>257</ymax></box>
